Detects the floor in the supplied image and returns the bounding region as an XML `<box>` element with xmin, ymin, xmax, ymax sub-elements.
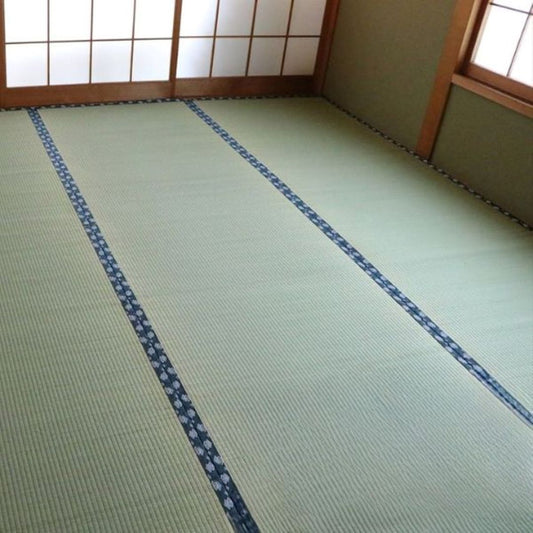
<box><xmin>1</xmin><ymin>97</ymin><xmax>532</xmax><ymax>532</ymax></box>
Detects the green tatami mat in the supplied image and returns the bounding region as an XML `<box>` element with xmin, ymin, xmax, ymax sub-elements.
<box><xmin>39</xmin><ymin>102</ymin><xmax>532</xmax><ymax>532</ymax></box>
<box><xmin>199</xmin><ymin>97</ymin><xmax>533</xmax><ymax>409</ymax></box>
<box><xmin>0</xmin><ymin>111</ymin><xmax>230</xmax><ymax>532</ymax></box>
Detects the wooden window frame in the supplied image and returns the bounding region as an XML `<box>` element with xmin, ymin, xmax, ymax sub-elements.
<box><xmin>0</xmin><ymin>0</ymin><xmax>340</xmax><ymax>108</ymax></box>
<box><xmin>462</xmin><ymin>0</ymin><xmax>533</xmax><ymax>102</ymax></box>
<box><xmin>417</xmin><ymin>0</ymin><xmax>533</xmax><ymax>159</ymax></box>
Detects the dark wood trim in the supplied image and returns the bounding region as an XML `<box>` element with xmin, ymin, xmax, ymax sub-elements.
<box><xmin>416</xmin><ymin>0</ymin><xmax>483</xmax><ymax>159</ymax></box>
<box><xmin>463</xmin><ymin>63</ymin><xmax>533</xmax><ymax>103</ymax></box>
<box><xmin>452</xmin><ymin>73</ymin><xmax>533</xmax><ymax>117</ymax></box>
<box><xmin>313</xmin><ymin>0</ymin><xmax>340</xmax><ymax>94</ymax></box>
<box><xmin>1</xmin><ymin>76</ymin><xmax>313</xmax><ymax>108</ymax></box>
<box><xmin>174</xmin><ymin>75</ymin><xmax>313</xmax><ymax>98</ymax></box>
<box><xmin>169</xmin><ymin>0</ymin><xmax>183</xmax><ymax>82</ymax></box>
<box><xmin>0</xmin><ymin>0</ymin><xmax>6</xmax><ymax>107</ymax></box>
<box><xmin>1</xmin><ymin>81</ymin><xmax>174</xmax><ymax>108</ymax></box>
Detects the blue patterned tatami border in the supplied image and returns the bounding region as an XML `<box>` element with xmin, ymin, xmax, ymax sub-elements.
<box><xmin>27</xmin><ymin>108</ymin><xmax>259</xmax><ymax>533</ymax></box>
<box><xmin>186</xmin><ymin>100</ymin><xmax>533</xmax><ymax>428</ymax></box>
<box><xmin>7</xmin><ymin>93</ymin><xmax>528</xmax><ymax>231</ymax></box>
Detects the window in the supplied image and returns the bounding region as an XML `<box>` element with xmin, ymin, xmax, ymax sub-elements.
<box><xmin>417</xmin><ymin>0</ymin><xmax>532</xmax><ymax>158</ymax></box>
<box><xmin>463</xmin><ymin>0</ymin><xmax>533</xmax><ymax>103</ymax></box>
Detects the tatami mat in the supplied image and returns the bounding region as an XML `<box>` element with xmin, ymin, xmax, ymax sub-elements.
<box><xmin>38</xmin><ymin>102</ymin><xmax>533</xmax><ymax>532</ymax></box>
<box><xmin>199</xmin><ymin>97</ymin><xmax>533</xmax><ymax>409</ymax></box>
<box><xmin>0</xmin><ymin>111</ymin><xmax>231</xmax><ymax>532</ymax></box>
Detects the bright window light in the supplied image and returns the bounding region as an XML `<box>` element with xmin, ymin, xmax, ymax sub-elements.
<box><xmin>3</xmin><ymin>0</ymin><xmax>329</xmax><ymax>88</ymax></box>
<box><xmin>472</xmin><ymin>1</ymin><xmax>533</xmax><ymax>86</ymax></box>
<box><xmin>134</xmin><ymin>0</ymin><xmax>175</xmax><ymax>39</ymax></box>
<box><xmin>180</xmin><ymin>0</ymin><xmax>218</xmax><ymax>36</ymax></box>
<box><xmin>50</xmin><ymin>0</ymin><xmax>91</xmax><ymax>41</ymax></box>
<box><xmin>4</xmin><ymin>0</ymin><xmax>47</xmax><ymax>43</ymax></box>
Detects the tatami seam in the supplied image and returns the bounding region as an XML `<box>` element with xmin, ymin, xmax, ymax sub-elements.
<box><xmin>185</xmin><ymin>99</ymin><xmax>532</xmax><ymax>429</ymax></box>
<box><xmin>2</xmin><ymin>94</ymin><xmax>529</xmax><ymax>230</ymax></box>
<box><xmin>27</xmin><ymin>107</ymin><xmax>259</xmax><ymax>533</ymax></box>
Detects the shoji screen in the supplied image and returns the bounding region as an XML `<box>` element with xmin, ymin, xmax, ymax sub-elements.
<box><xmin>0</xmin><ymin>0</ymin><xmax>339</xmax><ymax>106</ymax></box>
<box><xmin>3</xmin><ymin>0</ymin><xmax>175</xmax><ymax>87</ymax></box>
<box><xmin>177</xmin><ymin>0</ymin><xmax>327</xmax><ymax>78</ymax></box>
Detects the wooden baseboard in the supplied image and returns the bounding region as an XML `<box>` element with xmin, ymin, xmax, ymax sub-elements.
<box><xmin>1</xmin><ymin>81</ymin><xmax>174</xmax><ymax>108</ymax></box>
<box><xmin>174</xmin><ymin>76</ymin><xmax>314</xmax><ymax>98</ymax></box>
<box><xmin>0</xmin><ymin>76</ymin><xmax>315</xmax><ymax>108</ymax></box>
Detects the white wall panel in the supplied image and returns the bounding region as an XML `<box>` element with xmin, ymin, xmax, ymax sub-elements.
<box><xmin>177</xmin><ymin>38</ymin><xmax>213</xmax><ymax>78</ymax></box>
<box><xmin>50</xmin><ymin>0</ymin><xmax>91</xmax><ymax>41</ymax></box>
<box><xmin>132</xmin><ymin>40</ymin><xmax>172</xmax><ymax>81</ymax></box>
<box><xmin>6</xmin><ymin>44</ymin><xmax>47</xmax><ymax>87</ymax></box>
<box><xmin>473</xmin><ymin>6</ymin><xmax>528</xmax><ymax>76</ymax></box>
<box><xmin>217</xmin><ymin>0</ymin><xmax>254</xmax><ymax>36</ymax></box>
<box><xmin>254</xmin><ymin>0</ymin><xmax>291</xmax><ymax>36</ymax></box>
<box><xmin>50</xmin><ymin>42</ymin><xmax>90</xmax><ymax>85</ymax></box>
<box><xmin>248</xmin><ymin>38</ymin><xmax>285</xmax><ymax>76</ymax></box>
<box><xmin>92</xmin><ymin>41</ymin><xmax>132</xmax><ymax>82</ymax></box>
<box><xmin>212</xmin><ymin>38</ymin><xmax>249</xmax><ymax>76</ymax></box>
<box><xmin>180</xmin><ymin>0</ymin><xmax>218</xmax><ymax>36</ymax></box>
<box><xmin>93</xmin><ymin>0</ymin><xmax>135</xmax><ymax>40</ymax></box>
<box><xmin>134</xmin><ymin>0</ymin><xmax>175</xmax><ymax>39</ymax></box>
<box><xmin>290</xmin><ymin>0</ymin><xmax>327</xmax><ymax>35</ymax></box>
<box><xmin>283</xmin><ymin>37</ymin><xmax>319</xmax><ymax>75</ymax></box>
<box><xmin>4</xmin><ymin>0</ymin><xmax>47</xmax><ymax>43</ymax></box>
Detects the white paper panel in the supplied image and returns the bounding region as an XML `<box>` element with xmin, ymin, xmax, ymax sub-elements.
<box><xmin>473</xmin><ymin>6</ymin><xmax>528</xmax><ymax>75</ymax></box>
<box><xmin>92</xmin><ymin>41</ymin><xmax>132</xmax><ymax>82</ymax></box>
<box><xmin>177</xmin><ymin>38</ymin><xmax>213</xmax><ymax>78</ymax></box>
<box><xmin>50</xmin><ymin>42</ymin><xmax>90</xmax><ymax>85</ymax></box>
<box><xmin>217</xmin><ymin>0</ymin><xmax>255</xmax><ymax>36</ymax></box>
<box><xmin>496</xmin><ymin>0</ymin><xmax>532</xmax><ymax>11</ymax></box>
<box><xmin>134</xmin><ymin>0</ymin><xmax>175</xmax><ymax>39</ymax></box>
<box><xmin>50</xmin><ymin>0</ymin><xmax>91</xmax><ymax>41</ymax></box>
<box><xmin>290</xmin><ymin>0</ymin><xmax>327</xmax><ymax>35</ymax></box>
<box><xmin>6</xmin><ymin>43</ymin><xmax>47</xmax><ymax>87</ymax></box>
<box><xmin>132</xmin><ymin>40</ymin><xmax>172</xmax><ymax>81</ymax></box>
<box><xmin>4</xmin><ymin>0</ymin><xmax>47</xmax><ymax>43</ymax></box>
<box><xmin>212</xmin><ymin>38</ymin><xmax>249</xmax><ymax>76</ymax></box>
<box><xmin>509</xmin><ymin>17</ymin><xmax>533</xmax><ymax>85</ymax></box>
<box><xmin>180</xmin><ymin>0</ymin><xmax>218</xmax><ymax>36</ymax></box>
<box><xmin>254</xmin><ymin>0</ymin><xmax>292</xmax><ymax>36</ymax></box>
<box><xmin>93</xmin><ymin>0</ymin><xmax>135</xmax><ymax>40</ymax></box>
<box><xmin>248</xmin><ymin>38</ymin><xmax>285</xmax><ymax>75</ymax></box>
<box><xmin>283</xmin><ymin>37</ymin><xmax>319</xmax><ymax>75</ymax></box>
